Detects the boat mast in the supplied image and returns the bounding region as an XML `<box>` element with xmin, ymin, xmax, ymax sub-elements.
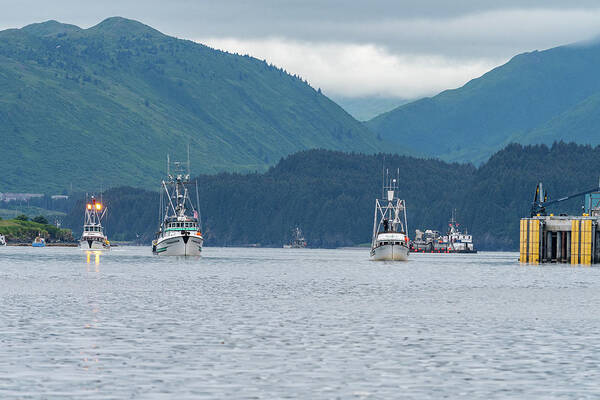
<box><xmin>195</xmin><ymin>179</ymin><xmax>202</xmax><ymax>226</ymax></box>
<box><xmin>372</xmin><ymin>198</ymin><xmax>380</xmax><ymax>248</ymax></box>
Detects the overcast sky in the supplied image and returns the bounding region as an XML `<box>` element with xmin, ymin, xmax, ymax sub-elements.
<box><xmin>2</xmin><ymin>1</ymin><xmax>600</xmax><ymax>99</ymax></box>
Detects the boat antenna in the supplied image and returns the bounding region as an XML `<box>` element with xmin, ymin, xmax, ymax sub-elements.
<box><xmin>404</xmin><ymin>199</ymin><xmax>408</xmax><ymax>235</ymax></box>
<box><xmin>167</xmin><ymin>154</ymin><xmax>170</xmax><ymax>177</ymax></box>
<box><xmin>386</xmin><ymin>168</ymin><xmax>389</xmax><ymax>199</ymax></box>
<box><xmin>381</xmin><ymin>156</ymin><xmax>385</xmax><ymax>200</ymax></box>
<box><xmin>187</xmin><ymin>144</ymin><xmax>191</xmax><ymax>177</ymax></box>
<box><xmin>159</xmin><ymin>183</ymin><xmax>163</xmax><ymax>226</ymax></box>
<box><xmin>195</xmin><ymin>179</ymin><xmax>202</xmax><ymax>227</ymax></box>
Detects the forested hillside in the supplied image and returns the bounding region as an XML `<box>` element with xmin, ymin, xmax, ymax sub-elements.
<box><xmin>0</xmin><ymin>17</ymin><xmax>390</xmax><ymax>192</ymax></box>
<box><xmin>62</xmin><ymin>142</ymin><xmax>600</xmax><ymax>250</ymax></box>
<box><xmin>367</xmin><ymin>41</ymin><xmax>600</xmax><ymax>163</ymax></box>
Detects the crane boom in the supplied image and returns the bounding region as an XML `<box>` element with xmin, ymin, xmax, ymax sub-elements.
<box><xmin>530</xmin><ymin>181</ymin><xmax>600</xmax><ymax>217</ymax></box>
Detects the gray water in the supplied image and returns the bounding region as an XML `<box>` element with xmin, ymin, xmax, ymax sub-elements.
<box><xmin>1</xmin><ymin>247</ymin><xmax>600</xmax><ymax>399</ymax></box>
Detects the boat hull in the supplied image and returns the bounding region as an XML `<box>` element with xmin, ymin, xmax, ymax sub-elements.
<box><xmin>370</xmin><ymin>243</ymin><xmax>409</xmax><ymax>261</ymax></box>
<box><xmin>153</xmin><ymin>234</ymin><xmax>203</xmax><ymax>256</ymax></box>
<box><xmin>79</xmin><ymin>239</ymin><xmax>110</xmax><ymax>251</ymax></box>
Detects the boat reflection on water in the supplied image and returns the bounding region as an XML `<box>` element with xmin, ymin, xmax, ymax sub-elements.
<box><xmin>85</xmin><ymin>250</ymin><xmax>102</xmax><ymax>268</ymax></box>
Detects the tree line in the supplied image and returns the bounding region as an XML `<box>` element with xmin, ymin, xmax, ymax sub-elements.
<box><xmin>62</xmin><ymin>142</ymin><xmax>600</xmax><ymax>250</ymax></box>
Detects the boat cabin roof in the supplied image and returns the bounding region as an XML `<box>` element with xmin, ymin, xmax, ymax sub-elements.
<box><xmin>376</xmin><ymin>232</ymin><xmax>406</xmax><ymax>241</ymax></box>
<box><xmin>165</xmin><ymin>216</ymin><xmax>198</xmax><ymax>223</ymax></box>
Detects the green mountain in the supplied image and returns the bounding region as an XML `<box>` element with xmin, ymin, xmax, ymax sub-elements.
<box><xmin>0</xmin><ymin>17</ymin><xmax>391</xmax><ymax>192</ymax></box>
<box><xmin>367</xmin><ymin>40</ymin><xmax>600</xmax><ymax>163</ymax></box>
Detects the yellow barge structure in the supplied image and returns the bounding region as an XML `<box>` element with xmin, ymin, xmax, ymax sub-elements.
<box><xmin>520</xmin><ymin>216</ymin><xmax>596</xmax><ymax>264</ymax></box>
<box><xmin>520</xmin><ymin>181</ymin><xmax>600</xmax><ymax>265</ymax></box>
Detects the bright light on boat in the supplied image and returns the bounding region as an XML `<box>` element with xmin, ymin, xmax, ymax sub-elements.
<box><xmin>87</xmin><ymin>204</ymin><xmax>92</xmax><ymax>210</ymax></box>
<box><xmin>95</xmin><ymin>203</ymin><xmax>102</xmax><ymax>210</ymax></box>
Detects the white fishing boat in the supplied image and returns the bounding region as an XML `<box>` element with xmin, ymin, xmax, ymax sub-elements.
<box><xmin>370</xmin><ymin>169</ymin><xmax>410</xmax><ymax>261</ymax></box>
<box><xmin>0</xmin><ymin>234</ymin><xmax>6</xmax><ymax>246</ymax></box>
<box><xmin>79</xmin><ymin>196</ymin><xmax>110</xmax><ymax>251</ymax></box>
<box><xmin>440</xmin><ymin>210</ymin><xmax>476</xmax><ymax>253</ymax></box>
<box><xmin>152</xmin><ymin>155</ymin><xmax>203</xmax><ymax>256</ymax></box>
<box><xmin>283</xmin><ymin>227</ymin><xmax>307</xmax><ymax>248</ymax></box>
<box><xmin>410</xmin><ymin>210</ymin><xmax>476</xmax><ymax>253</ymax></box>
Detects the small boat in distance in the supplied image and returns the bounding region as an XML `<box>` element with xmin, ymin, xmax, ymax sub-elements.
<box><xmin>283</xmin><ymin>227</ymin><xmax>307</xmax><ymax>248</ymax></box>
<box><xmin>32</xmin><ymin>235</ymin><xmax>45</xmax><ymax>247</ymax></box>
<box><xmin>370</xmin><ymin>168</ymin><xmax>410</xmax><ymax>261</ymax></box>
<box><xmin>152</xmin><ymin>154</ymin><xmax>203</xmax><ymax>256</ymax></box>
<box><xmin>0</xmin><ymin>233</ymin><xmax>6</xmax><ymax>246</ymax></box>
<box><xmin>79</xmin><ymin>196</ymin><xmax>110</xmax><ymax>251</ymax></box>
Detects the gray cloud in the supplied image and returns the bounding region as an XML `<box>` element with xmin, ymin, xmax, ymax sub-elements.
<box><xmin>2</xmin><ymin>1</ymin><xmax>600</xmax><ymax>98</ymax></box>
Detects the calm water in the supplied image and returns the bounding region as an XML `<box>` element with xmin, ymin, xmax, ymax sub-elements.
<box><xmin>1</xmin><ymin>247</ymin><xmax>600</xmax><ymax>399</ymax></box>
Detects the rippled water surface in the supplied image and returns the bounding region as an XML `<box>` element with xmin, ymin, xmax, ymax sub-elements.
<box><xmin>2</xmin><ymin>246</ymin><xmax>600</xmax><ymax>399</ymax></box>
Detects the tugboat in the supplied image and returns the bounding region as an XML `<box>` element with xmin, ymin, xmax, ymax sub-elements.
<box><xmin>79</xmin><ymin>196</ymin><xmax>110</xmax><ymax>251</ymax></box>
<box><xmin>370</xmin><ymin>169</ymin><xmax>410</xmax><ymax>261</ymax></box>
<box><xmin>32</xmin><ymin>234</ymin><xmax>45</xmax><ymax>247</ymax></box>
<box><xmin>443</xmin><ymin>211</ymin><xmax>476</xmax><ymax>253</ymax></box>
<box><xmin>283</xmin><ymin>227</ymin><xmax>307</xmax><ymax>248</ymax></box>
<box><xmin>152</xmin><ymin>155</ymin><xmax>203</xmax><ymax>256</ymax></box>
<box><xmin>410</xmin><ymin>210</ymin><xmax>476</xmax><ymax>253</ymax></box>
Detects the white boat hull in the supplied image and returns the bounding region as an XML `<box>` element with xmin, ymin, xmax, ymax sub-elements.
<box><xmin>154</xmin><ymin>234</ymin><xmax>203</xmax><ymax>256</ymax></box>
<box><xmin>370</xmin><ymin>243</ymin><xmax>409</xmax><ymax>261</ymax></box>
<box><xmin>79</xmin><ymin>239</ymin><xmax>110</xmax><ymax>251</ymax></box>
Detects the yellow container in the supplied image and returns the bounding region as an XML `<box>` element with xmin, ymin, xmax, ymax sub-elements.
<box><xmin>571</xmin><ymin>220</ymin><xmax>580</xmax><ymax>264</ymax></box>
<box><xmin>519</xmin><ymin>219</ymin><xmax>527</xmax><ymax>263</ymax></box>
<box><xmin>528</xmin><ymin>219</ymin><xmax>539</xmax><ymax>264</ymax></box>
<box><xmin>582</xmin><ymin>219</ymin><xmax>592</xmax><ymax>265</ymax></box>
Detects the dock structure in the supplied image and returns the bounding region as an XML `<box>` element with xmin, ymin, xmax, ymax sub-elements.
<box><xmin>520</xmin><ymin>181</ymin><xmax>600</xmax><ymax>265</ymax></box>
<box><xmin>520</xmin><ymin>215</ymin><xmax>597</xmax><ymax>264</ymax></box>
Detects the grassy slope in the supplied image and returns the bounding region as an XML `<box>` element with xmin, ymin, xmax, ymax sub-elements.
<box><xmin>0</xmin><ymin>206</ymin><xmax>66</xmax><ymax>220</ymax></box>
<box><xmin>0</xmin><ymin>218</ymin><xmax>73</xmax><ymax>242</ymax></box>
<box><xmin>0</xmin><ymin>17</ymin><xmax>393</xmax><ymax>192</ymax></box>
<box><xmin>366</xmin><ymin>42</ymin><xmax>600</xmax><ymax>163</ymax></box>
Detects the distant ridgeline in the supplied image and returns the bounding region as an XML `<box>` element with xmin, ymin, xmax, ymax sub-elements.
<box><xmin>61</xmin><ymin>142</ymin><xmax>600</xmax><ymax>250</ymax></box>
<box><xmin>367</xmin><ymin>40</ymin><xmax>600</xmax><ymax>164</ymax></box>
<box><xmin>0</xmin><ymin>17</ymin><xmax>393</xmax><ymax>192</ymax></box>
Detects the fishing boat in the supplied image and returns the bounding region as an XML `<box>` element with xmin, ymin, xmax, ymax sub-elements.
<box><xmin>79</xmin><ymin>196</ymin><xmax>110</xmax><ymax>251</ymax></box>
<box><xmin>0</xmin><ymin>234</ymin><xmax>6</xmax><ymax>246</ymax></box>
<box><xmin>152</xmin><ymin>155</ymin><xmax>203</xmax><ymax>256</ymax></box>
<box><xmin>32</xmin><ymin>235</ymin><xmax>45</xmax><ymax>247</ymax></box>
<box><xmin>370</xmin><ymin>169</ymin><xmax>410</xmax><ymax>261</ymax></box>
<box><xmin>283</xmin><ymin>227</ymin><xmax>307</xmax><ymax>248</ymax></box>
<box><xmin>410</xmin><ymin>210</ymin><xmax>476</xmax><ymax>253</ymax></box>
<box><xmin>285</xmin><ymin>227</ymin><xmax>307</xmax><ymax>248</ymax></box>
<box><xmin>442</xmin><ymin>211</ymin><xmax>476</xmax><ymax>253</ymax></box>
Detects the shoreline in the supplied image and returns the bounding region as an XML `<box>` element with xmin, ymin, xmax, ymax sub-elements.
<box><xmin>7</xmin><ymin>243</ymin><xmax>79</xmax><ymax>247</ymax></box>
